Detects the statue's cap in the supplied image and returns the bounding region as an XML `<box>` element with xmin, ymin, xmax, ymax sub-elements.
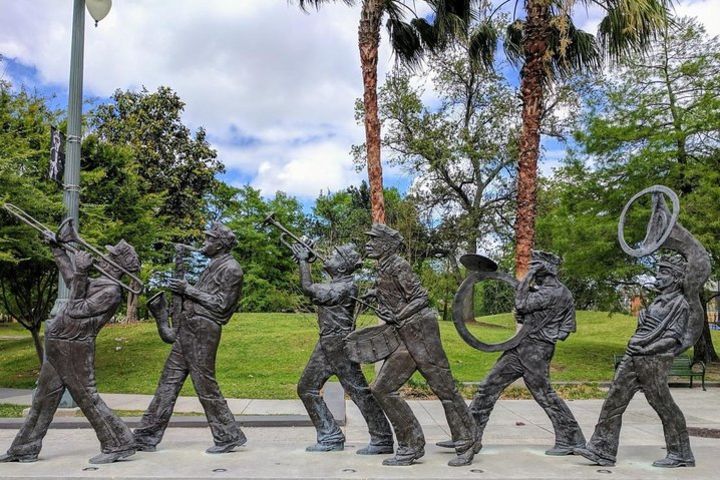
<box><xmin>365</xmin><ymin>223</ymin><xmax>404</xmax><ymax>243</ymax></box>
<box><xmin>105</xmin><ymin>239</ymin><xmax>141</xmax><ymax>273</ymax></box>
<box><xmin>204</xmin><ymin>222</ymin><xmax>236</xmax><ymax>245</ymax></box>
<box><xmin>530</xmin><ymin>250</ymin><xmax>561</xmax><ymax>275</ymax></box>
<box><xmin>658</xmin><ymin>254</ymin><xmax>686</xmax><ymax>275</ymax></box>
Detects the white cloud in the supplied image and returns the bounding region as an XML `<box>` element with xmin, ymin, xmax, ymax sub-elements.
<box><xmin>0</xmin><ymin>0</ymin><xmax>413</xmax><ymax>197</ymax></box>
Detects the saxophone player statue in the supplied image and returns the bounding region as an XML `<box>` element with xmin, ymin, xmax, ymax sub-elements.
<box><xmin>575</xmin><ymin>186</ymin><xmax>711</xmax><ymax>468</ymax></box>
<box><xmin>135</xmin><ymin>223</ymin><xmax>246</xmax><ymax>454</ymax></box>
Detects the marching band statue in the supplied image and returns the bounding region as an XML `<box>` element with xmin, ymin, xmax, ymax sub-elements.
<box><xmin>363</xmin><ymin>223</ymin><xmax>481</xmax><ymax>467</ymax></box>
<box><xmin>289</xmin><ymin>242</ymin><xmax>393</xmax><ymax>454</ymax></box>
<box><xmin>438</xmin><ymin>250</ymin><xmax>585</xmax><ymax>455</ymax></box>
<box><xmin>0</xmin><ymin>218</ymin><xmax>141</xmax><ymax>464</ymax></box>
<box><xmin>134</xmin><ymin>223</ymin><xmax>246</xmax><ymax>454</ymax></box>
<box><xmin>575</xmin><ymin>186</ymin><xmax>711</xmax><ymax>468</ymax></box>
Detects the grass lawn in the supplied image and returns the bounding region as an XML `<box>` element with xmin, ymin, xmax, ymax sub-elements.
<box><xmin>1</xmin><ymin>312</ymin><xmax>718</xmax><ymax>399</ymax></box>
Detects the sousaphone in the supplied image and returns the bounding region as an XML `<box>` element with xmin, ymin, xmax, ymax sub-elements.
<box><xmin>617</xmin><ymin>185</ymin><xmax>711</xmax><ymax>354</ymax></box>
<box><xmin>452</xmin><ymin>254</ymin><xmax>529</xmax><ymax>352</ymax></box>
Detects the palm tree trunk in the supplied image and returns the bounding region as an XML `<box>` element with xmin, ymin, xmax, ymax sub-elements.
<box><xmin>359</xmin><ymin>0</ymin><xmax>386</xmax><ymax>224</ymax></box>
<box><xmin>515</xmin><ymin>0</ymin><xmax>550</xmax><ymax>278</ymax></box>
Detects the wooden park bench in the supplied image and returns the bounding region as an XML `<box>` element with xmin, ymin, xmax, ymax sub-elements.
<box><xmin>613</xmin><ymin>354</ymin><xmax>706</xmax><ymax>391</ymax></box>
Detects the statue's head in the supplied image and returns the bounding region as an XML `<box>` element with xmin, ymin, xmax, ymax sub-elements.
<box><xmin>655</xmin><ymin>254</ymin><xmax>686</xmax><ymax>291</ymax></box>
<box><xmin>530</xmin><ymin>250</ymin><xmax>561</xmax><ymax>284</ymax></box>
<box><xmin>202</xmin><ymin>222</ymin><xmax>237</xmax><ymax>256</ymax></box>
<box><xmin>104</xmin><ymin>239</ymin><xmax>141</xmax><ymax>277</ymax></box>
<box><xmin>364</xmin><ymin>223</ymin><xmax>404</xmax><ymax>260</ymax></box>
<box><xmin>324</xmin><ymin>243</ymin><xmax>363</xmax><ymax>277</ymax></box>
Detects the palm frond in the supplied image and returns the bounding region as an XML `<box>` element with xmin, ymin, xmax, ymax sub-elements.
<box><xmin>549</xmin><ymin>17</ymin><xmax>602</xmax><ymax>78</ymax></box>
<box><xmin>468</xmin><ymin>20</ymin><xmax>498</xmax><ymax>72</ymax></box>
<box><xmin>411</xmin><ymin>17</ymin><xmax>439</xmax><ymax>48</ymax></box>
<box><xmin>504</xmin><ymin>20</ymin><xmax>524</xmax><ymax>67</ymax></box>
<box><xmin>595</xmin><ymin>0</ymin><xmax>673</xmax><ymax>63</ymax></box>
<box><xmin>386</xmin><ymin>18</ymin><xmax>425</xmax><ymax>70</ymax></box>
<box><xmin>296</xmin><ymin>0</ymin><xmax>355</xmax><ymax>13</ymax></box>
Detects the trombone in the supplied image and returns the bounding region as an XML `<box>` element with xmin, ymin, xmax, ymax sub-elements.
<box><xmin>3</xmin><ymin>203</ymin><xmax>144</xmax><ymax>295</ymax></box>
<box><xmin>262</xmin><ymin>212</ymin><xmax>326</xmax><ymax>263</ymax></box>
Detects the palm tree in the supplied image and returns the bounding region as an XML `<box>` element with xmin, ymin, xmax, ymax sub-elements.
<box><xmin>297</xmin><ymin>0</ymin><xmax>472</xmax><ymax>224</ymax></box>
<box><xmin>468</xmin><ymin>0</ymin><xmax>673</xmax><ymax>277</ymax></box>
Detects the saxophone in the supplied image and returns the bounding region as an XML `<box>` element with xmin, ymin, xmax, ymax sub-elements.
<box><xmin>148</xmin><ymin>243</ymin><xmax>190</xmax><ymax>344</ymax></box>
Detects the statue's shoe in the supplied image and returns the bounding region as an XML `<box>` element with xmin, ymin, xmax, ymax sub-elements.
<box><xmin>546</xmin><ymin>443</ymin><xmax>585</xmax><ymax>456</ymax></box>
<box><xmin>356</xmin><ymin>443</ymin><xmax>393</xmax><ymax>455</ymax></box>
<box><xmin>573</xmin><ymin>447</ymin><xmax>615</xmax><ymax>467</ymax></box>
<box><xmin>435</xmin><ymin>439</ymin><xmax>455</xmax><ymax>449</ymax></box>
<box><xmin>133</xmin><ymin>443</ymin><xmax>157</xmax><ymax>452</ymax></box>
<box><xmin>88</xmin><ymin>449</ymin><xmax>135</xmax><ymax>464</ymax></box>
<box><xmin>206</xmin><ymin>433</ymin><xmax>247</xmax><ymax>455</ymax></box>
<box><xmin>305</xmin><ymin>442</ymin><xmax>344</xmax><ymax>452</ymax></box>
<box><xmin>448</xmin><ymin>437</ymin><xmax>483</xmax><ymax>467</ymax></box>
<box><xmin>0</xmin><ymin>452</ymin><xmax>38</xmax><ymax>463</ymax></box>
<box><xmin>652</xmin><ymin>457</ymin><xmax>695</xmax><ymax>468</ymax></box>
<box><xmin>382</xmin><ymin>448</ymin><xmax>425</xmax><ymax>466</ymax></box>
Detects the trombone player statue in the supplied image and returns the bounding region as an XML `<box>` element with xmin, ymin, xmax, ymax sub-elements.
<box><xmin>0</xmin><ymin>206</ymin><xmax>141</xmax><ymax>464</ymax></box>
<box><xmin>134</xmin><ymin>222</ymin><xmax>246</xmax><ymax>454</ymax></box>
<box><xmin>575</xmin><ymin>186</ymin><xmax>711</xmax><ymax>468</ymax></box>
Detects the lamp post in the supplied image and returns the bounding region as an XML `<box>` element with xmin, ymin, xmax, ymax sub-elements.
<box><xmin>53</xmin><ymin>0</ymin><xmax>112</xmax><ymax>314</ymax></box>
<box><xmin>52</xmin><ymin>0</ymin><xmax>112</xmax><ymax>410</ymax></box>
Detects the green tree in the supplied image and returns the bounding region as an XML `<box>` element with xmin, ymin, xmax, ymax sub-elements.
<box><xmin>297</xmin><ymin>0</ymin><xmax>473</xmax><ymax>224</ymax></box>
<box><xmin>537</xmin><ymin>17</ymin><xmax>720</xmax><ymax>362</ymax></box>
<box><xmin>0</xmin><ymin>81</ymin><xmax>62</xmax><ymax>364</ymax></box>
<box><xmin>79</xmin><ymin>135</ymin><xmax>166</xmax><ymax>322</ymax></box>
<box><xmin>209</xmin><ymin>184</ymin><xmax>310</xmax><ymax>312</ymax></box>
<box><xmin>89</xmin><ymin>86</ymin><xmax>224</xmax><ymax>239</ymax></box>
<box><xmin>464</xmin><ymin>0</ymin><xmax>672</xmax><ymax>277</ymax></box>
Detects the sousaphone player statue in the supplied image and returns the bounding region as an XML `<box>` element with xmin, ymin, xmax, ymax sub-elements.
<box><xmin>575</xmin><ymin>186</ymin><xmax>711</xmax><ymax>468</ymax></box>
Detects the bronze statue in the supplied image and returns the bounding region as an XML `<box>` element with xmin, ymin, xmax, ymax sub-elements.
<box><xmin>289</xmin><ymin>241</ymin><xmax>393</xmax><ymax>453</ymax></box>
<box><xmin>361</xmin><ymin>223</ymin><xmax>481</xmax><ymax>467</ymax></box>
<box><xmin>134</xmin><ymin>222</ymin><xmax>246</xmax><ymax>454</ymax></box>
<box><xmin>0</xmin><ymin>206</ymin><xmax>141</xmax><ymax>464</ymax></box>
<box><xmin>575</xmin><ymin>186</ymin><xmax>711</xmax><ymax>468</ymax></box>
<box><xmin>438</xmin><ymin>251</ymin><xmax>585</xmax><ymax>455</ymax></box>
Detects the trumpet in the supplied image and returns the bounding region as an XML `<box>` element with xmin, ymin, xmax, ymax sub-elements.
<box><xmin>3</xmin><ymin>203</ymin><xmax>144</xmax><ymax>295</ymax></box>
<box><xmin>262</xmin><ymin>212</ymin><xmax>326</xmax><ymax>263</ymax></box>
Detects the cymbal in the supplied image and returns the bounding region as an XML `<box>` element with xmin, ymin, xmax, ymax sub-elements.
<box><xmin>460</xmin><ymin>254</ymin><xmax>498</xmax><ymax>272</ymax></box>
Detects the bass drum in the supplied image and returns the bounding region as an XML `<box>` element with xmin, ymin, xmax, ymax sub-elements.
<box><xmin>344</xmin><ymin>324</ymin><xmax>400</xmax><ymax>364</ymax></box>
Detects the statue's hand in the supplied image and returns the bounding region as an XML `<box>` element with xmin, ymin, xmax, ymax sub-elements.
<box><xmin>167</xmin><ymin>278</ymin><xmax>188</xmax><ymax>295</ymax></box>
<box><xmin>42</xmin><ymin>230</ymin><xmax>58</xmax><ymax>245</ymax></box>
<box><xmin>377</xmin><ymin>305</ymin><xmax>397</xmax><ymax>324</ymax></box>
<box><xmin>290</xmin><ymin>243</ymin><xmax>310</xmax><ymax>262</ymax></box>
<box><xmin>74</xmin><ymin>251</ymin><xmax>93</xmax><ymax>273</ymax></box>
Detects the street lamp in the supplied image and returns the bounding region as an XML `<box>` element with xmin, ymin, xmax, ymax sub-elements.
<box><xmin>52</xmin><ymin>1</ymin><xmax>112</xmax><ymax>411</ymax></box>
<box><xmin>54</xmin><ymin>0</ymin><xmax>113</xmax><ymax>315</ymax></box>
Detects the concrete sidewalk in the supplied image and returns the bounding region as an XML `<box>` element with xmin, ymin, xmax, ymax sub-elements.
<box><xmin>0</xmin><ymin>388</ymin><xmax>718</xmax><ymax>479</ymax></box>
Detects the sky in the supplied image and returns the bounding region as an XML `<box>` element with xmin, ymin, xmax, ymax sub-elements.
<box><xmin>1</xmin><ymin>0</ymin><xmax>718</xmax><ymax>203</ymax></box>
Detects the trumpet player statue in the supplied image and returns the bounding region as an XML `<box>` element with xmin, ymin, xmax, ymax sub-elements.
<box><xmin>438</xmin><ymin>250</ymin><xmax>585</xmax><ymax>455</ymax></box>
<box><xmin>576</xmin><ymin>187</ymin><xmax>711</xmax><ymax>468</ymax></box>
<box><xmin>364</xmin><ymin>224</ymin><xmax>480</xmax><ymax>467</ymax></box>
<box><xmin>289</xmin><ymin>242</ymin><xmax>393</xmax><ymax>454</ymax></box>
<box><xmin>134</xmin><ymin>222</ymin><xmax>246</xmax><ymax>454</ymax></box>
<box><xmin>0</xmin><ymin>229</ymin><xmax>141</xmax><ymax>464</ymax></box>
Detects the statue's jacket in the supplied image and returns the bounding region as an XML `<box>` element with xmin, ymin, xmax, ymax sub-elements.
<box><xmin>376</xmin><ymin>253</ymin><xmax>431</xmax><ymax>325</ymax></box>
<box><xmin>516</xmin><ymin>283</ymin><xmax>576</xmax><ymax>345</ymax></box>
<box><xmin>183</xmin><ymin>252</ymin><xmax>243</xmax><ymax>326</ymax></box>
<box><xmin>46</xmin><ymin>276</ymin><xmax>122</xmax><ymax>342</ymax></box>
<box><xmin>306</xmin><ymin>278</ymin><xmax>357</xmax><ymax>337</ymax></box>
